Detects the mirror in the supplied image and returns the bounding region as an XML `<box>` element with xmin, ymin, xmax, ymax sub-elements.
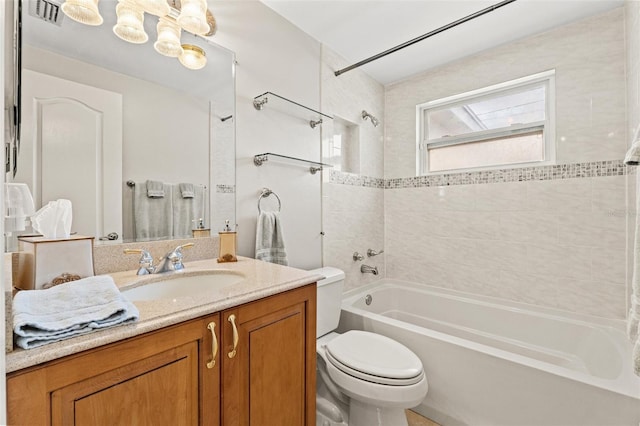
<box><xmin>5</xmin><ymin>0</ymin><xmax>235</xmax><ymax>249</ymax></box>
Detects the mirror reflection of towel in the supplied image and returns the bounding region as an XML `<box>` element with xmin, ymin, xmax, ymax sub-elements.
<box><xmin>179</xmin><ymin>183</ymin><xmax>195</xmax><ymax>198</ymax></box>
<box><xmin>173</xmin><ymin>184</ymin><xmax>204</xmax><ymax>238</ymax></box>
<box><xmin>135</xmin><ymin>182</ymin><xmax>172</xmax><ymax>241</ymax></box>
<box><xmin>255</xmin><ymin>211</ymin><xmax>288</xmax><ymax>266</ymax></box>
<box><xmin>146</xmin><ymin>180</ymin><xmax>165</xmax><ymax>198</ymax></box>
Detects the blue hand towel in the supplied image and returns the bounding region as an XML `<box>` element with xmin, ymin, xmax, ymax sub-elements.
<box><xmin>12</xmin><ymin>275</ymin><xmax>139</xmax><ymax>349</ymax></box>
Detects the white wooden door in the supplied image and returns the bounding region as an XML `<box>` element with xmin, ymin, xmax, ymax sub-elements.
<box><xmin>18</xmin><ymin>69</ymin><xmax>123</xmax><ymax>239</ymax></box>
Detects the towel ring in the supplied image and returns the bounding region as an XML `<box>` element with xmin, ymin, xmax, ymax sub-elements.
<box><xmin>258</xmin><ymin>188</ymin><xmax>282</xmax><ymax>213</ymax></box>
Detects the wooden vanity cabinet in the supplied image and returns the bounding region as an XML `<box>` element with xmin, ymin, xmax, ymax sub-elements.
<box><xmin>221</xmin><ymin>283</ymin><xmax>316</xmax><ymax>426</ymax></box>
<box><xmin>6</xmin><ymin>284</ymin><xmax>316</xmax><ymax>426</ymax></box>
<box><xmin>7</xmin><ymin>313</ymin><xmax>221</xmax><ymax>426</ymax></box>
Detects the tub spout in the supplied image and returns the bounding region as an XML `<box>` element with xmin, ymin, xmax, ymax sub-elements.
<box><xmin>361</xmin><ymin>264</ymin><xmax>378</xmax><ymax>275</ymax></box>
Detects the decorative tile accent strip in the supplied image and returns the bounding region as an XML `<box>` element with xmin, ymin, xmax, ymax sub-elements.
<box><xmin>329</xmin><ymin>170</ymin><xmax>385</xmax><ymax>188</ymax></box>
<box><xmin>385</xmin><ymin>160</ymin><xmax>632</xmax><ymax>189</ymax></box>
<box><xmin>216</xmin><ymin>184</ymin><xmax>236</xmax><ymax>193</ymax></box>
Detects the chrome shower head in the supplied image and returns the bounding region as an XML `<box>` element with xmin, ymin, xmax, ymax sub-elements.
<box><xmin>361</xmin><ymin>110</ymin><xmax>379</xmax><ymax>127</ymax></box>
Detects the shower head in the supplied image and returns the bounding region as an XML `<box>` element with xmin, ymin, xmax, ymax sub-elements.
<box><xmin>362</xmin><ymin>110</ymin><xmax>379</xmax><ymax>127</ymax></box>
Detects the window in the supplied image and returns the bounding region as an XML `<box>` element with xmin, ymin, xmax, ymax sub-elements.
<box><xmin>417</xmin><ymin>70</ymin><xmax>555</xmax><ymax>174</ymax></box>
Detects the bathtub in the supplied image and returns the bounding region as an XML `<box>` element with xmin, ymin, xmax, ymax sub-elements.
<box><xmin>338</xmin><ymin>280</ymin><xmax>640</xmax><ymax>426</ymax></box>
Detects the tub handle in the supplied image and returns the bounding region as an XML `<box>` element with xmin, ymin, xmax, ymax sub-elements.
<box><xmin>228</xmin><ymin>314</ymin><xmax>239</xmax><ymax>358</ymax></box>
<box><xmin>206</xmin><ymin>321</ymin><xmax>218</xmax><ymax>369</ymax></box>
<box><xmin>367</xmin><ymin>249</ymin><xmax>384</xmax><ymax>257</ymax></box>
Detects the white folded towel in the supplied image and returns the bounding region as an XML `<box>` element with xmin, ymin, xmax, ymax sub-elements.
<box><xmin>13</xmin><ymin>275</ymin><xmax>139</xmax><ymax>349</ymax></box>
<box><xmin>255</xmin><ymin>211</ymin><xmax>288</xmax><ymax>266</ymax></box>
<box><xmin>146</xmin><ymin>180</ymin><xmax>165</xmax><ymax>198</ymax></box>
<box><xmin>179</xmin><ymin>183</ymin><xmax>195</xmax><ymax>199</ymax></box>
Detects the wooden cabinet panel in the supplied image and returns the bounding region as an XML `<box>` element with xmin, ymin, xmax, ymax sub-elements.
<box><xmin>7</xmin><ymin>314</ymin><xmax>220</xmax><ymax>426</ymax></box>
<box><xmin>222</xmin><ymin>284</ymin><xmax>316</xmax><ymax>426</ymax></box>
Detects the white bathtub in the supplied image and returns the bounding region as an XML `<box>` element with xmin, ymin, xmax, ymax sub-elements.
<box><xmin>338</xmin><ymin>280</ymin><xmax>640</xmax><ymax>426</ymax></box>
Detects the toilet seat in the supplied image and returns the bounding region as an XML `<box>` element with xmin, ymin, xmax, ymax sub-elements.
<box><xmin>325</xmin><ymin>330</ymin><xmax>424</xmax><ymax>386</ymax></box>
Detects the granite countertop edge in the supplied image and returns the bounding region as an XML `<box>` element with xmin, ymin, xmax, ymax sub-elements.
<box><xmin>6</xmin><ymin>257</ymin><xmax>322</xmax><ymax>373</ymax></box>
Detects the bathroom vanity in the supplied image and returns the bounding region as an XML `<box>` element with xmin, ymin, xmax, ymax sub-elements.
<box><xmin>5</xmin><ymin>257</ymin><xmax>319</xmax><ymax>425</ymax></box>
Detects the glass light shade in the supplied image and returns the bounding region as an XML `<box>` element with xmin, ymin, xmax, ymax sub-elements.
<box><xmin>176</xmin><ymin>0</ymin><xmax>209</xmax><ymax>35</ymax></box>
<box><xmin>179</xmin><ymin>44</ymin><xmax>207</xmax><ymax>70</ymax></box>
<box><xmin>154</xmin><ymin>18</ymin><xmax>183</xmax><ymax>57</ymax></box>
<box><xmin>61</xmin><ymin>0</ymin><xmax>103</xmax><ymax>26</ymax></box>
<box><xmin>135</xmin><ymin>0</ymin><xmax>170</xmax><ymax>17</ymax></box>
<box><xmin>113</xmin><ymin>1</ymin><xmax>148</xmax><ymax>44</ymax></box>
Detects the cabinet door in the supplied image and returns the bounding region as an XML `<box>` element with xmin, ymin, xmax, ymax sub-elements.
<box><xmin>7</xmin><ymin>314</ymin><xmax>221</xmax><ymax>426</ymax></box>
<box><xmin>221</xmin><ymin>284</ymin><xmax>316</xmax><ymax>426</ymax></box>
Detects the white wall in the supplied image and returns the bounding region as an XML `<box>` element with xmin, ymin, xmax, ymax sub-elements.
<box><xmin>384</xmin><ymin>8</ymin><xmax>628</xmax><ymax>319</ymax></box>
<box><xmin>212</xmin><ymin>1</ymin><xmax>323</xmax><ymax>269</ymax></box>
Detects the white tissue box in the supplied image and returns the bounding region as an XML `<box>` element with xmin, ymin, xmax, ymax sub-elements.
<box><xmin>16</xmin><ymin>235</ymin><xmax>95</xmax><ymax>290</ymax></box>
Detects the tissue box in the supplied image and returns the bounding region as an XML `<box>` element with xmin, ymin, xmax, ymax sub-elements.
<box><xmin>16</xmin><ymin>235</ymin><xmax>95</xmax><ymax>290</ymax></box>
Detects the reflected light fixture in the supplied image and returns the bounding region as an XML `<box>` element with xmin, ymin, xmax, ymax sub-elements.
<box><xmin>177</xmin><ymin>0</ymin><xmax>210</xmax><ymax>35</ymax></box>
<box><xmin>113</xmin><ymin>0</ymin><xmax>148</xmax><ymax>44</ymax></box>
<box><xmin>60</xmin><ymin>0</ymin><xmax>103</xmax><ymax>26</ymax></box>
<box><xmin>136</xmin><ymin>0</ymin><xmax>170</xmax><ymax>17</ymax></box>
<box><xmin>154</xmin><ymin>17</ymin><xmax>183</xmax><ymax>57</ymax></box>
<box><xmin>179</xmin><ymin>44</ymin><xmax>207</xmax><ymax>70</ymax></box>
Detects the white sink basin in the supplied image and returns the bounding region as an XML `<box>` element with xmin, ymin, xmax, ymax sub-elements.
<box><xmin>122</xmin><ymin>270</ymin><xmax>245</xmax><ymax>301</ymax></box>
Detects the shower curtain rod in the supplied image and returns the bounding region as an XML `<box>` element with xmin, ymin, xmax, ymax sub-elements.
<box><xmin>334</xmin><ymin>0</ymin><xmax>517</xmax><ymax>77</ymax></box>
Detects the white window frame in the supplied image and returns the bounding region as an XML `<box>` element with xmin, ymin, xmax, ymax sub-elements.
<box><xmin>416</xmin><ymin>70</ymin><xmax>556</xmax><ymax>175</ymax></box>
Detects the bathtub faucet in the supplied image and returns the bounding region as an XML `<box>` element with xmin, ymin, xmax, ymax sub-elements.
<box><xmin>361</xmin><ymin>264</ymin><xmax>379</xmax><ymax>275</ymax></box>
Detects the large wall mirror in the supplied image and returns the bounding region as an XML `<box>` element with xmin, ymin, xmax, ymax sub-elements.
<box><xmin>5</xmin><ymin>0</ymin><xmax>235</xmax><ymax>250</ymax></box>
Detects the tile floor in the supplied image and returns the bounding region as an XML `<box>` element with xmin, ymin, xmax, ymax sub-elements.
<box><xmin>406</xmin><ymin>410</ymin><xmax>440</xmax><ymax>426</ymax></box>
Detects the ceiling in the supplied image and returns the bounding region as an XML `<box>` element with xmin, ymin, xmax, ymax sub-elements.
<box><xmin>261</xmin><ymin>0</ymin><xmax>624</xmax><ymax>85</ymax></box>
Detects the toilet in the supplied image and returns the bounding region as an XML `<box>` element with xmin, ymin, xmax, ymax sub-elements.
<box><xmin>312</xmin><ymin>267</ymin><xmax>428</xmax><ymax>426</ymax></box>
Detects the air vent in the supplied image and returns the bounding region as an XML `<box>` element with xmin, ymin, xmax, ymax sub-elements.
<box><xmin>29</xmin><ymin>0</ymin><xmax>63</xmax><ymax>26</ymax></box>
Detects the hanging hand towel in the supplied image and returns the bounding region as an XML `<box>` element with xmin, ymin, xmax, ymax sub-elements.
<box><xmin>146</xmin><ymin>180</ymin><xmax>165</xmax><ymax>198</ymax></box>
<box><xmin>255</xmin><ymin>211</ymin><xmax>288</xmax><ymax>266</ymax></box>
<box><xmin>179</xmin><ymin>183</ymin><xmax>195</xmax><ymax>199</ymax></box>
<box><xmin>135</xmin><ymin>182</ymin><xmax>173</xmax><ymax>241</ymax></box>
<box><xmin>13</xmin><ymin>275</ymin><xmax>139</xmax><ymax>349</ymax></box>
<box><xmin>173</xmin><ymin>183</ymin><xmax>204</xmax><ymax>239</ymax></box>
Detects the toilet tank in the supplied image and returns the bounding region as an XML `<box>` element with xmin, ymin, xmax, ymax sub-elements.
<box><xmin>309</xmin><ymin>267</ymin><xmax>345</xmax><ymax>337</ymax></box>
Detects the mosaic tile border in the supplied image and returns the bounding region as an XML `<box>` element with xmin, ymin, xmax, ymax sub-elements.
<box><xmin>216</xmin><ymin>184</ymin><xmax>236</xmax><ymax>193</ymax></box>
<box><xmin>329</xmin><ymin>170</ymin><xmax>385</xmax><ymax>188</ymax></box>
<box><xmin>331</xmin><ymin>160</ymin><xmax>634</xmax><ymax>189</ymax></box>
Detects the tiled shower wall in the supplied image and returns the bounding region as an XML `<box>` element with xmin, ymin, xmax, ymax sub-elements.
<box><xmin>383</xmin><ymin>7</ymin><xmax>628</xmax><ymax>319</ymax></box>
<box><xmin>320</xmin><ymin>47</ymin><xmax>385</xmax><ymax>291</ymax></box>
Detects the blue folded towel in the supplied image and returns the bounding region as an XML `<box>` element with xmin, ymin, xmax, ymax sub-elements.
<box><xmin>146</xmin><ymin>180</ymin><xmax>165</xmax><ymax>198</ymax></box>
<box><xmin>12</xmin><ymin>275</ymin><xmax>139</xmax><ymax>349</ymax></box>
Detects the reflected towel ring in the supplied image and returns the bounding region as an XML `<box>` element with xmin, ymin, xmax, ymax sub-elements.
<box><xmin>258</xmin><ymin>188</ymin><xmax>282</xmax><ymax>213</ymax></box>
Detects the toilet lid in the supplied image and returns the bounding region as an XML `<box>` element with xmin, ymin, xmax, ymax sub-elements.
<box><xmin>325</xmin><ymin>330</ymin><xmax>423</xmax><ymax>385</ymax></box>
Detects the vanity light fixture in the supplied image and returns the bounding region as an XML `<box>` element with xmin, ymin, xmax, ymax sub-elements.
<box><xmin>60</xmin><ymin>0</ymin><xmax>103</xmax><ymax>26</ymax></box>
<box><xmin>113</xmin><ymin>0</ymin><xmax>149</xmax><ymax>44</ymax></box>
<box><xmin>60</xmin><ymin>0</ymin><xmax>214</xmax><ymax>70</ymax></box>
<box><xmin>179</xmin><ymin>44</ymin><xmax>207</xmax><ymax>70</ymax></box>
<box><xmin>154</xmin><ymin>17</ymin><xmax>183</xmax><ymax>57</ymax></box>
<box><xmin>176</xmin><ymin>0</ymin><xmax>209</xmax><ymax>35</ymax></box>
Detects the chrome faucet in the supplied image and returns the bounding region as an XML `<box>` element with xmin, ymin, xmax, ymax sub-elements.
<box><xmin>360</xmin><ymin>264</ymin><xmax>379</xmax><ymax>275</ymax></box>
<box><xmin>155</xmin><ymin>243</ymin><xmax>195</xmax><ymax>274</ymax></box>
<box><xmin>123</xmin><ymin>248</ymin><xmax>156</xmax><ymax>275</ymax></box>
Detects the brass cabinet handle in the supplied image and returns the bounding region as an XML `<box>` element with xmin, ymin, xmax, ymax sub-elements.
<box><xmin>227</xmin><ymin>314</ymin><xmax>238</xmax><ymax>358</ymax></box>
<box><xmin>206</xmin><ymin>321</ymin><xmax>218</xmax><ymax>369</ymax></box>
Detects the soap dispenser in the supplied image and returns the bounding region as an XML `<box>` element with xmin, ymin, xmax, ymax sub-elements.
<box><xmin>217</xmin><ymin>220</ymin><xmax>237</xmax><ymax>263</ymax></box>
<box><xmin>191</xmin><ymin>218</ymin><xmax>210</xmax><ymax>238</ymax></box>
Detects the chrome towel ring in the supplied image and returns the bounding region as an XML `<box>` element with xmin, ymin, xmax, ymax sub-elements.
<box><xmin>258</xmin><ymin>188</ymin><xmax>282</xmax><ymax>213</ymax></box>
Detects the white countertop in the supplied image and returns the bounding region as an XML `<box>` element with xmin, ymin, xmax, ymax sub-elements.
<box><xmin>6</xmin><ymin>257</ymin><xmax>321</xmax><ymax>373</ymax></box>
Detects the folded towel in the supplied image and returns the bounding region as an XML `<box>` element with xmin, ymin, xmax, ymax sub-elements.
<box><xmin>172</xmin><ymin>183</ymin><xmax>204</xmax><ymax>238</ymax></box>
<box><xmin>179</xmin><ymin>183</ymin><xmax>195</xmax><ymax>199</ymax></box>
<box><xmin>13</xmin><ymin>275</ymin><xmax>139</xmax><ymax>349</ymax></box>
<box><xmin>146</xmin><ymin>180</ymin><xmax>165</xmax><ymax>198</ymax></box>
<box><xmin>255</xmin><ymin>211</ymin><xmax>288</xmax><ymax>266</ymax></box>
<box><xmin>135</xmin><ymin>182</ymin><xmax>173</xmax><ymax>241</ymax></box>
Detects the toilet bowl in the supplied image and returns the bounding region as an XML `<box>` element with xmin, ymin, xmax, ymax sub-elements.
<box><xmin>312</xmin><ymin>267</ymin><xmax>428</xmax><ymax>426</ymax></box>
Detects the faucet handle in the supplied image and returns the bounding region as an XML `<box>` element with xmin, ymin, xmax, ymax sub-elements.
<box><xmin>124</xmin><ymin>248</ymin><xmax>156</xmax><ymax>275</ymax></box>
<box><xmin>166</xmin><ymin>242</ymin><xmax>195</xmax><ymax>271</ymax></box>
<box><xmin>367</xmin><ymin>248</ymin><xmax>384</xmax><ymax>257</ymax></box>
<box><xmin>353</xmin><ymin>252</ymin><xmax>364</xmax><ymax>261</ymax></box>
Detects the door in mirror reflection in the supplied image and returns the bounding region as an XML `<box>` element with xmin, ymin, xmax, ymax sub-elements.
<box><xmin>17</xmin><ymin>70</ymin><xmax>123</xmax><ymax>238</ymax></box>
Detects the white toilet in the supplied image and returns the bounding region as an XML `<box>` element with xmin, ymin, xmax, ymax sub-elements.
<box><xmin>312</xmin><ymin>267</ymin><xmax>428</xmax><ymax>426</ymax></box>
